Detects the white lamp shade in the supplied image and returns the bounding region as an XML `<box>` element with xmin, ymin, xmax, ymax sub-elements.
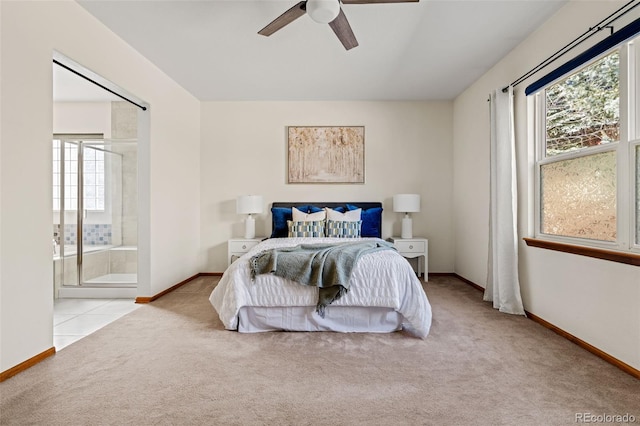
<box><xmin>393</xmin><ymin>194</ymin><xmax>421</xmax><ymax>213</ymax></box>
<box><xmin>306</xmin><ymin>0</ymin><xmax>340</xmax><ymax>24</ymax></box>
<box><xmin>236</xmin><ymin>195</ymin><xmax>263</xmax><ymax>215</ymax></box>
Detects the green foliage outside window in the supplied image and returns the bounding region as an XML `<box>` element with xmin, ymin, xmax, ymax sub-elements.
<box><xmin>545</xmin><ymin>52</ymin><xmax>619</xmax><ymax>156</ymax></box>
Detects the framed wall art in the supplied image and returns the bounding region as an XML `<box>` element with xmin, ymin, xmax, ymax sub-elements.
<box><xmin>287</xmin><ymin>126</ymin><xmax>364</xmax><ymax>184</ymax></box>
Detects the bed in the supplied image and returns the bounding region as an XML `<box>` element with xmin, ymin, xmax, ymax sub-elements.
<box><xmin>209</xmin><ymin>202</ymin><xmax>432</xmax><ymax>337</ymax></box>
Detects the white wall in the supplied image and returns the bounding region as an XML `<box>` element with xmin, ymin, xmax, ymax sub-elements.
<box><xmin>453</xmin><ymin>0</ymin><xmax>640</xmax><ymax>370</ymax></box>
<box><xmin>200</xmin><ymin>101</ymin><xmax>454</xmax><ymax>273</ymax></box>
<box><xmin>0</xmin><ymin>0</ymin><xmax>4</xmax><ymax>372</ymax></box>
<box><xmin>53</xmin><ymin>102</ymin><xmax>112</xmax><ymax>138</ymax></box>
<box><xmin>0</xmin><ymin>1</ymin><xmax>201</xmax><ymax>373</ymax></box>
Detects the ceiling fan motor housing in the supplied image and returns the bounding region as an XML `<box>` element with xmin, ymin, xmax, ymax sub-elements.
<box><xmin>307</xmin><ymin>0</ymin><xmax>341</xmax><ymax>24</ymax></box>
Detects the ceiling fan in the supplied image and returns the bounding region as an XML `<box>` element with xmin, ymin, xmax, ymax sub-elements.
<box><xmin>258</xmin><ymin>0</ymin><xmax>419</xmax><ymax>51</ymax></box>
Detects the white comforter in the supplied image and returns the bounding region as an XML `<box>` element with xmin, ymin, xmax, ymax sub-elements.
<box><xmin>209</xmin><ymin>237</ymin><xmax>432</xmax><ymax>338</ymax></box>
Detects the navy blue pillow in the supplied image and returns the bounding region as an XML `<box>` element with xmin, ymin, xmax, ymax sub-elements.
<box><xmin>270</xmin><ymin>207</ymin><xmax>293</xmax><ymax>238</ymax></box>
<box><xmin>297</xmin><ymin>205</ymin><xmax>324</xmax><ymax>214</ymax></box>
<box><xmin>346</xmin><ymin>204</ymin><xmax>382</xmax><ymax>238</ymax></box>
<box><xmin>328</xmin><ymin>206</ymin><xmax>345</xmax><ymax>213</ymax></box>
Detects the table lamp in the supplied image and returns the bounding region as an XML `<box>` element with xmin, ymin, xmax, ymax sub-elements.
<box><xmin>236</xmin><ymin>195</ymin><xmax>263</xmax><ymax>239</ymax></box>
<box><xmin>393</xmin><ymin>194</ymin><xmax>420</xmax><ymax>239</ymax></box>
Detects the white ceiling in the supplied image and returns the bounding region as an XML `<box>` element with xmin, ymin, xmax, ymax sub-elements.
<box><xmin>61</xmin><ymin>0</ymin><xmax>568</xmax><ymax>102</ymax></box>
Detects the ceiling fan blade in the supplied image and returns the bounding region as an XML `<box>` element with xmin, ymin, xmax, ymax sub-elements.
<box><xmin>328</xmin><ymin>8</ymin><xmax>359</xmax><ymax>50</ymax></box>
<box><xmin>258</xmin><ymin>1</ymin><xmax>307</xmax><ymax>37</ymax></box>
<box><xmin>341</xmin><ymin>0</ymin><xmax>419</xmax><ymax>3</ymax></box>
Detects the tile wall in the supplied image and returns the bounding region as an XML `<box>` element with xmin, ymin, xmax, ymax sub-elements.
<box><xmin>54</xmin><ymin>224</ymin><xmax>112</xmax><ymax>245</ymax></box>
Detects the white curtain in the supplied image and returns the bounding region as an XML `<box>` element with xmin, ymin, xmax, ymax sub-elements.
<box><xmin>484</xmin><ymin>86</ymin><xmax>525</xmax><ymax>315</ymax></box>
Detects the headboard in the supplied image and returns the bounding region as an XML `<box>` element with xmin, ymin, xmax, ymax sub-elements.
<box><xmin>271</xmin><ymin>202</ymin><xmax>383</xmax><ymax>239</ymax></box>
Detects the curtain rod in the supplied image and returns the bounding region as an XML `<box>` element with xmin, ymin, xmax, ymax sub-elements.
<box><xmin>503</xmin><ymin>0</ymin><xmax>640</xmax><ymax>92</ymax></box>
<box><xmin>53</xmin><ymin>59</ymin><xmax>147</xmax><ymax>111</ymax></box>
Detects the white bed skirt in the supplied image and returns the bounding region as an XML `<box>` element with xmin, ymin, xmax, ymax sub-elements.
<box><xmin>237</xmin><ymin>306</ymin><xmax>404</xmax><ymax>333</ymax></box>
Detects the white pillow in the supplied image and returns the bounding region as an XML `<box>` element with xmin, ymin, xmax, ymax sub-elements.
<box><xmin>325</xmin><ymin>207</ymin><xmax>361</xmax><ymax>222</ymax></box>
<box><xmin>292</xmin><ymin>206</ymin><xmax>326</xmax><ymax>222</ymax></box>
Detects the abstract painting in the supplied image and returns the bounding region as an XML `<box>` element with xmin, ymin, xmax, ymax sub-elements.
<box><xmin>287</xmin><ymin>126</ymin><xmax>364</xmax><ymax>184</ymax></box>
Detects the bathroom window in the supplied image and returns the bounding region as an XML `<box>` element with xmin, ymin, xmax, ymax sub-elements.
<box><xmin>53</xmin><ymin>138</ymin><xmax>105</xmax><ymax>212</ymax></box>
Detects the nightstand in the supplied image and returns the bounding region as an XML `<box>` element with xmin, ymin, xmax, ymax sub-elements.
<box><xmin>388</xmin><ymin>237</ymin><xmax>428</xmax><ymax>280</ymax></box>
<box><xmin>228</xmin><ymin>238</ymin><xmax>263</xmax><ymax>266</ymax></box>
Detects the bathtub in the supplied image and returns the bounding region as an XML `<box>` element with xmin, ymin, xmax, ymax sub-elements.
<box><xmin>54</xmin><ymin>245</ymin><xmax>138</xmax><ymax>298</ymax></box>
<box><xmin>53</xmin><ymin>244</ymin><xmax>116</xmax><ymax>260</ymax></box>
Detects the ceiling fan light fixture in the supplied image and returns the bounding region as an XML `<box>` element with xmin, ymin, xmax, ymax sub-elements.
<box><xmin>306</xmin><ymin>0</ymin><xmax>340</xmax><ymax>24</ymax></box>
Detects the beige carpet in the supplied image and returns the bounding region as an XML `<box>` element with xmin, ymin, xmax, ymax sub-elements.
<box><xmin>1</xmin><ymin>276</ymin><xmax>639</xmax><ymax>426</ymax></box>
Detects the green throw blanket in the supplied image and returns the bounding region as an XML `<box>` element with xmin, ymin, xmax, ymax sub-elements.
<box><xmin>249</xmin><ymin>240</ymin><xmax>396</xmax><ymax>317</ymax></box>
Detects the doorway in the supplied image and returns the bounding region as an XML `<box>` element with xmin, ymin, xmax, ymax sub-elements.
<box><xmin>53</xmin><ymin>52</ymin><xmax>147</xmax><ymax>299</ymax></box>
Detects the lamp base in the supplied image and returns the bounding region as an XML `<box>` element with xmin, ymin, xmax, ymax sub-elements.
<box><xmin>401</xmin><ymin>216</ymin><xmax>413</xmax><ymax>239</ymax></box>
<box><xmin>244</xmin><ymin>215</ymin><xmax>255</xmax><ymax>239</ymax></box>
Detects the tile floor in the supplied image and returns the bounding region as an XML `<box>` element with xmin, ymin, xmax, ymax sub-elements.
<box><xmin>53</xmin><ymin>298</ymin><xmax>141</xmax><ymax>350</ymax></box>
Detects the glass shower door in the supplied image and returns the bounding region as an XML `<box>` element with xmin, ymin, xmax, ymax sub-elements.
<box><xmin>54</xmin><ymin>137</ymin><xmax>138</xmax><ymax>290</ymax></box>
<box><xmin>58</xmin><ymin>140</ymin><xmax>80</xmax><ymax>287</ymax></box>
<box><xmin>81</xmin><ymin>140</ymin><xmax>137</xmax><ymax>285</ymax></box>
<box><xmin>79</xmin><ymin>142</ymin><xmax>108</xmax><ymax>284</ymax></box>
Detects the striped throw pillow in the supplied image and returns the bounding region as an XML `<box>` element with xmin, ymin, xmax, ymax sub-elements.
<box><xmin>326</xmin><ymin>220</ymin><xmax>362</xmax><ymax>238</ymax></box>
<box><xmin>287</xmin><ymin>220</ymin><xmax>325</xmax><ymax>237</ymax></box>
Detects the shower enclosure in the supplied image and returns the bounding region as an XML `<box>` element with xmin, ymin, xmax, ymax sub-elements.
<box><xmin>53</xmin><ymin>136</ymin><xmax>137</xmax><ymax>297</ymax></box>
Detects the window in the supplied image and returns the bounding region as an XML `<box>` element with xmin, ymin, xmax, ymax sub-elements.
<box><xmin>53</xmin><ymin>138</ymin><xmax>105</xmax><ymax>212</ymax></box>
<box><xmin>533</xmin><ymin>42</ymin><xmax>640</xmax><ymax>253</ymax></box>
<box><xmin>82</xmin><ymin>146</ymin><xmax>105</xmax><ymax>211</ymax></box>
